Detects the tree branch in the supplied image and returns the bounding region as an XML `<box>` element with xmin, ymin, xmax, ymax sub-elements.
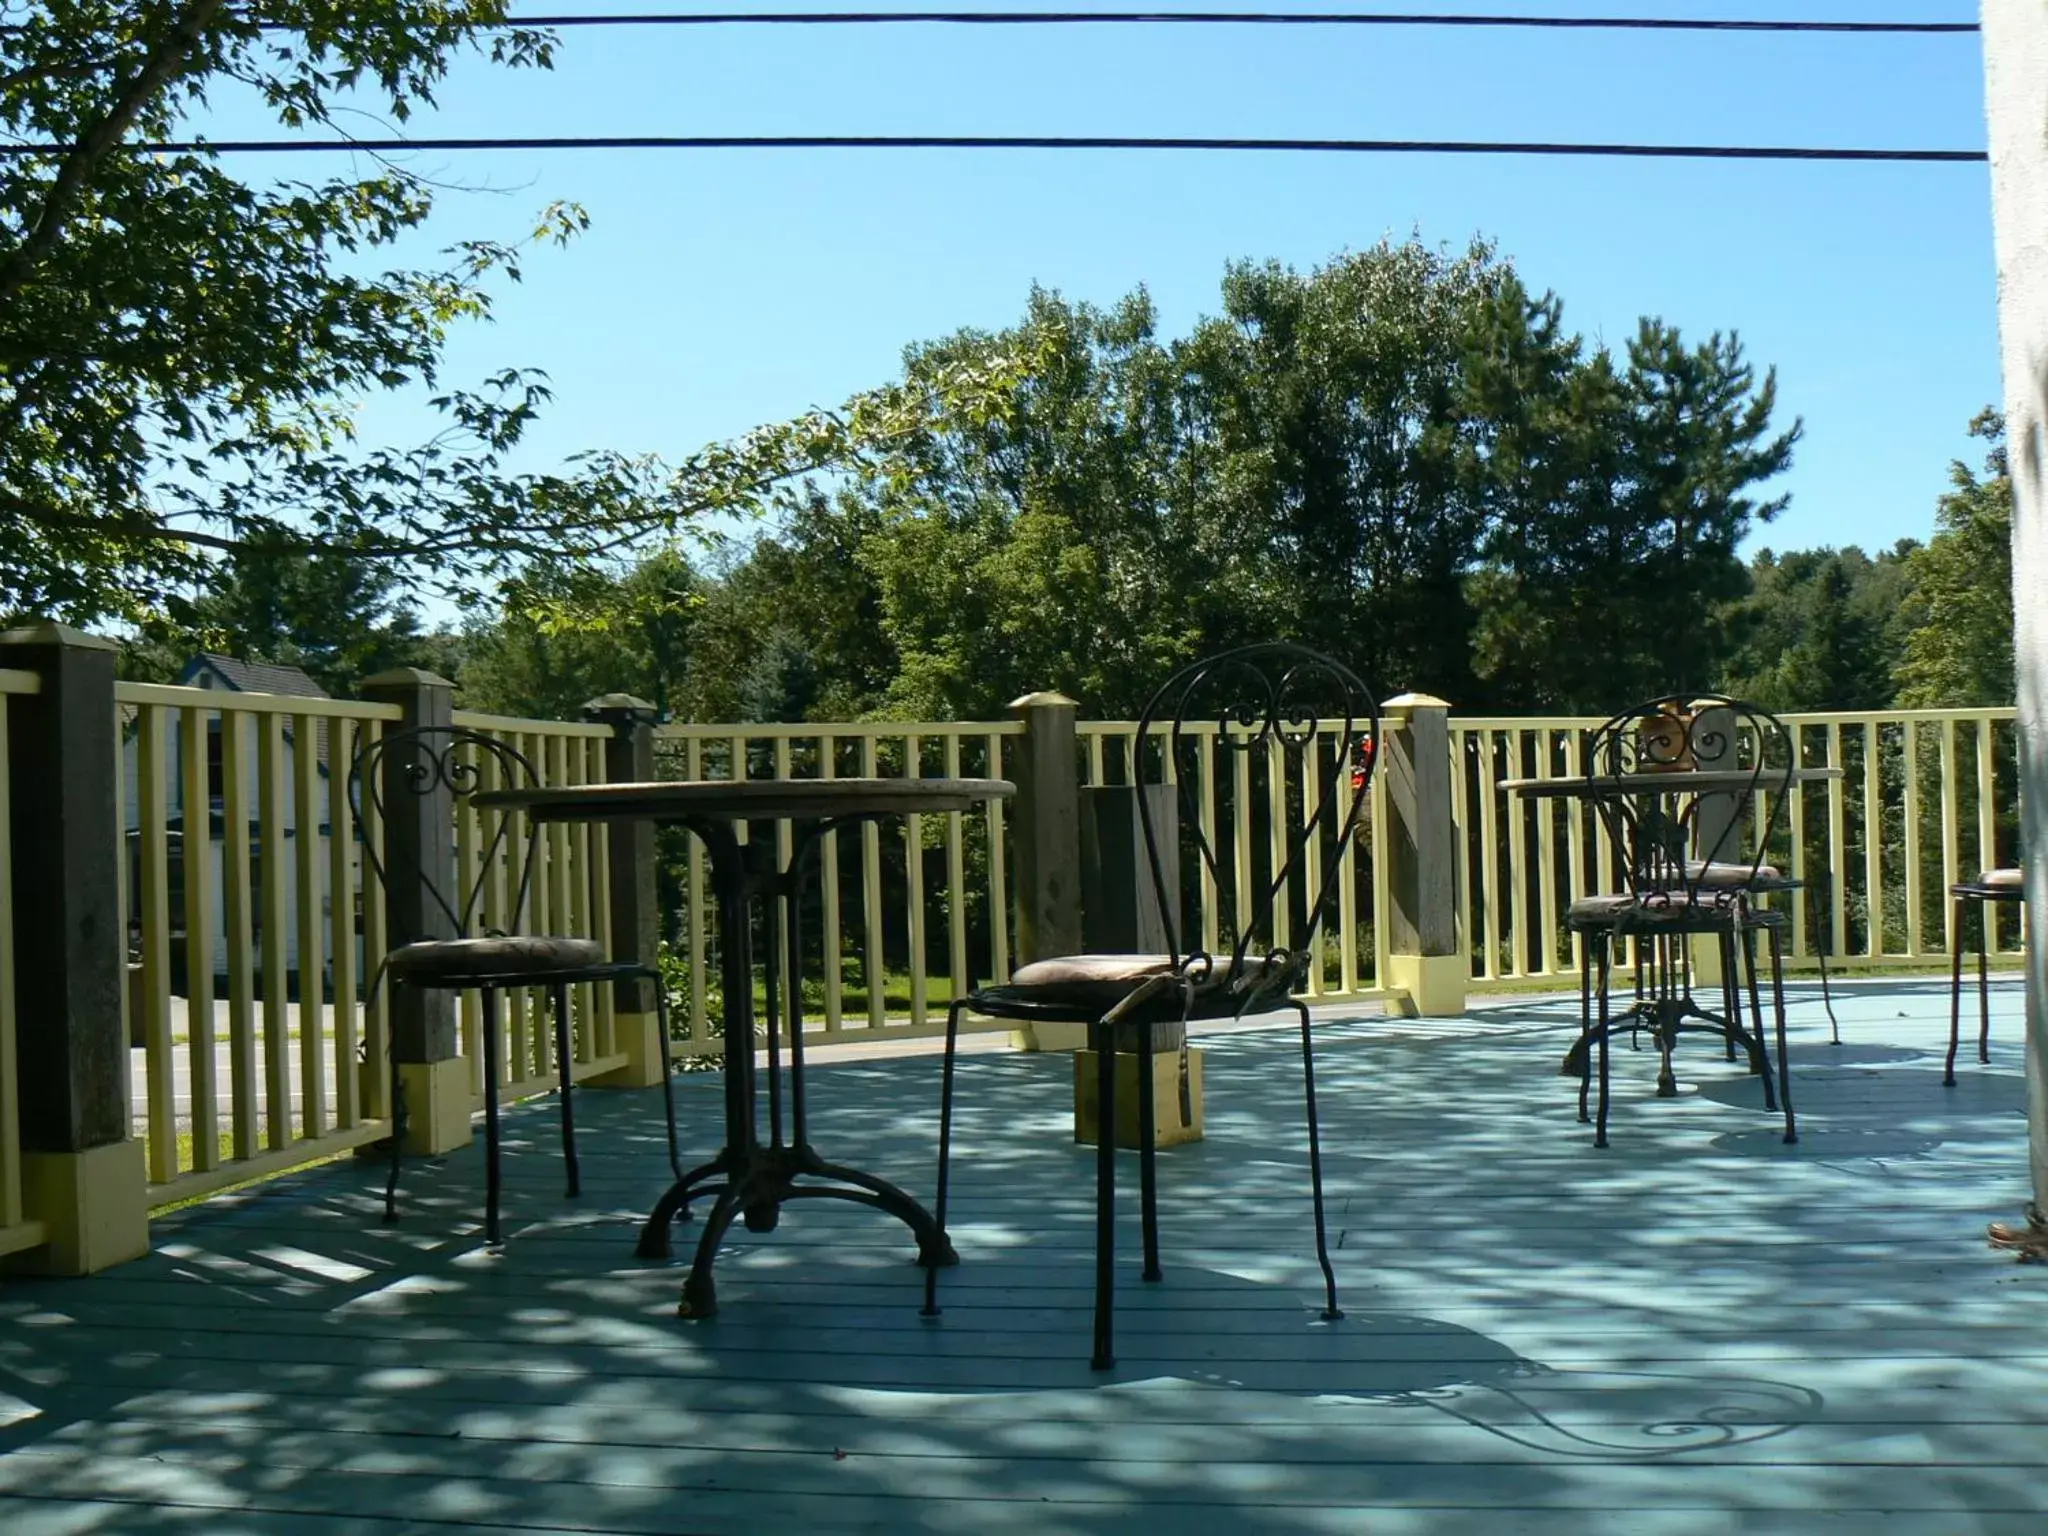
<box><xmin>0</xmin><ymin>0</ymin><xmax>229</xmax><ymax>305</ymax></box>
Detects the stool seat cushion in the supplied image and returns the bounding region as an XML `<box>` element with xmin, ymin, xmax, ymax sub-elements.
<box><xmin>389</xmin><ymin>935</ymin><xmax>607</xmax><ymax>983</ymax></box>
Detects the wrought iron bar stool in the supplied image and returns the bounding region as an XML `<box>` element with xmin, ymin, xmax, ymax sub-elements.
<box><xmin>350</xmin><ymin>726</ymin><xmax>682</xmax><ymax>1245</ymax></box>
<box><xmin>1947</xmin><ymin>868</ymin><xmax>2024</xmax><ymax>1086</ymax></box>
<box><xmin>1563</xmin><ymin>695</ymin><xmax>1799</xmax><ymax>1148</ymax></box>
<box><xmin>925</xmin><ymin>642</ymin><xmax>1380</xmax><ymax>1371</ymax></box>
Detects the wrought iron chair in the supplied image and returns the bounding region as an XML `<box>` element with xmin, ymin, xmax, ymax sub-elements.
<box><xmin>350</xmin><ymin>726</ymin><xmax>681</xmax><ymax>1245</ymax></box>
<box><xmin>1947</xmin><ymin>867</ymin><xmax>2024</xmax><ymax>1086</ymax></box>
<box><xmin>1565</xmin><ymin>695</ymin><xmax>1798</xmax><ymax>1148</ymax></box>
<box><xmin>927</xmin><ymin>642</ymin><xmax>1379</xmax><ymax>1370</ymax></box>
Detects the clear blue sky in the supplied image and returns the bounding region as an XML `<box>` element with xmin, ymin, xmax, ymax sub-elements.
<box><xmin>208</xmin><ymin>1</ymin><xmax>1997</xmax><ymax>560</ymax></box>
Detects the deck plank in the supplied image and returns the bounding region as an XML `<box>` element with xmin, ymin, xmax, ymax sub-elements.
<box><xmin>3</xmin><ymin>978</ymin><xmax>2043</xmax><ymax>1534</ymax></box>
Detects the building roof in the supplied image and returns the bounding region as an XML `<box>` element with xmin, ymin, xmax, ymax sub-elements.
<box><xmin>180</xmin><ymin>654</ymin><xmax>331</xmax><ymax>699</ymax></box>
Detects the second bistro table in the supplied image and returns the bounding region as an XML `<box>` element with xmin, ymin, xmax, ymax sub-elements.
<box><xmin>473</xmin><ymin>776</ymin><xmax>1015</xmax><ymax>1319</ymax></box>
<box><xmin>1499</xmin><ymin>766</ymin><xmax>1844</xmax><ymax>1091</ymax></box>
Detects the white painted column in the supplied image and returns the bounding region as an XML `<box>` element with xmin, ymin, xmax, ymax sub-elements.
<box><xmin>1983</xmin><ymin>0</ymin><xmax>2048</xmax><ymax>1215</ymax></box>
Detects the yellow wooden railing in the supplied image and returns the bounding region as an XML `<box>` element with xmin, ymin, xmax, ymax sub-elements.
<box><xmin>116</xmin><ymin>681</ymin><xmax>405</xmax><ymax>1200</ymax></box>
<box><xmin>113</xmin><ymin>687</ymin><xmax>627</xmax><ymax>1203</ymax></box>
<box><xmin>95</xmin><ymin>686</ymin><xmax>2029</xmax><ymax>1207</ymax></box>
<box><xmin>0</xmin><ymin>667</ymin><xmax>46</xmax><ymax>1259</ymax></box>
<box><xmin>1453</xmin><ymin>706</ymin><xmax>2023</xmax><ymax>985</ymax></box>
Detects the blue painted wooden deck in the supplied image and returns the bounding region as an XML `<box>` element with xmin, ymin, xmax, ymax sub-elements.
<box><xmin>2</xmin><ymin>977</ymin><xmax>2043</xmax><ymax>1535</ymax></box>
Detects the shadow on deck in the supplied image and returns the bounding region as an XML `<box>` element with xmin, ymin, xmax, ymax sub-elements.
<box><xmin>1</xmin><ymin>978</ymin><xmax>2042</xmax><ymax>1535</ymax></box>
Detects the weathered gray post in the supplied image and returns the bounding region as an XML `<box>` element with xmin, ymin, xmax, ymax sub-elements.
<box><xmin>582</xmin><ymin>693</ymin><xmax>667</xmax><ymax>1087</ymax></box>
<box><xmin>1380</xmin><ymin>693</ymin><xmax>1466</xmax><ymax>1016</ymax></box>
<box><xmin>1982</xmin><ymin>0</ymin><xmax>2048</xmax><ymax>1250</ymax></box>
<box><xmin>1080</xmin><ymin>782</ymin><xmax>1177</xmax><ymax>955</ymax></box>
<box><xmin>1009</xmin><ymin>691</ymin><xmax>1083</xmax><ymax>964</ymax></box>
<box><xmin>1</xmin><ymin>621</ymin><xmax>149</xmax><ymax>1273</ymax></box>
<box><xmin>1009</xmin><ymin>691</ymin><xmax>1083</xmax><ymax>1051</ymax></box>
<box><xmin>358</xmin><ymin>668</ymin><xmax>468</xmax><ymax>1154</ymax></box>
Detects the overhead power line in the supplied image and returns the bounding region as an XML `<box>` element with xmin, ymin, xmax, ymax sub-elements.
<box><xmin>493</xmin><ymin>11</ymin><xmax>1979</xmax><ymax>34</ymax></box>
<box><xmin>6</xmin><ymin>134</ymin><xmax>1984</xmax><ymax>161</ymax></box>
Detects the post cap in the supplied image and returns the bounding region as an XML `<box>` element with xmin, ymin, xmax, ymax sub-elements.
<box><xmin>359</xmin><ymin>666</ymin><xmax>456</xmax><ymax>690</ymax></box>
<box><xmin>1009</xmin><ymin>690</ymin><xmax>1079</xmax><ymax>711</ymax></box>
<box><xmin>581</xmin><ymin>692</ymin><xmax>660</xmax><ymax>722</ymax></box>
<box><xmin>1380</xmin><ymin>692</ymin><xmax>1451</xmax><ymax>713</ymax></box>
<box><xmin>0</xmin><ymin>620</ymin><xmax>117</xmax><ymax>652</ymax></box>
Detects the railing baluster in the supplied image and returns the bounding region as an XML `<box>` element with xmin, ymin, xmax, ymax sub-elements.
<box><xmin>1825</xmin><ymin>721</ymin><xmax>1848</xmax><ymax>961</ymax></box>
<box><xmin>1267</xmin><ymin>729</ymin><xmax>1290</xmax><ymax>958</ymax></box>
<box><xmin>1939</xmin><ymin>719</ymin><xmax>1960</xmax><ymax>956</ymax></box>
<box><xmin>1978</xmin><ymin>717</ymin><xmax>2003</xmax><ymax>953</ymax></box>
<box><xmin>359</xmin><ymin>721</ymin><xmax>390</xmax><ymax>1122</ymax></box>
<box><xmin>1563</xmin><ymin>729</ymin><xmax>1586</xmax><ymax>975</ymax></box>
<box><xmin>0</xmin><ymin>691</ymin><xmax>17</xmax><ymax>1229</ymax></box>
<box><xmin>1533</xmin><ymin>729</ymin><xmax>1559</xmax><ymax>976</ymax></box>
<box><xmin>258</xmin><ymin>713</ymin><xmax>291</xmax><ymax>1151</ymax></box>
<box><xmin>1336</xmin><ymin>728</ymin><xmax>1359</xmax><ymax>996</ymax></box>
<box><xmin>1862</xmin><ymin>722</ymin><xmax>1885</xmax><ymax>958</ymax></box>
<box><xmin>293</xmin><ymin>711</ymin><xmax>326</xmax><ymax>1141</ymax></box>
<box><xmin>1788</xmin><ymin>723</ymin><xmax>1809</xmax><ymax>959</ymax></box>
<box><xmin>985</xmin><ymin>730</ymin><xmax>1012</xmax><ymax>986</ymax></box>
<box><xmin>137</xmin><ymin>705</ymin><xmax>177</xmax><ymax>1181</ymax></box>
<box><xmin>944</xmin><ymin>733</ymin><xmax>969</xmax><ymax>1009</ymax></box>
<box><xmin>1302</xmin><ymin>731</ymin><xmax>1326</xmax><ymax>995</ymax></box>
<box><xmin>819</xmin><ymin>733</ymin><xmax>844</xmax><ymax>1028</ymax></box>
<box><xmin>1903</xmin><ymin>717</ymin><xmax>1923</xmax><ymax>958</ymax></box>
<box><xmin>1477</xmin><ymin>730</ymin><xmax>1502</xmax><ymax>982</ymax></box>
<box><xmin>1507</xmin><ymin>730</ymin><xmax>1532</xmax><ymax>979</ymax></box>
<box><xmin>862</xmin><ymin>734</ymin><xmax>885</xmax><ymax>1030</ymax></box>
<box><xmin>905</xmin><ymin>732</ymin><xmax>927</xmax><ymax>1032</ymax></box>
<box><xmin>686</xmin><ymin>735</ymin><xmax>709</xmax><ymax>1045</ymax></box>
<box><xmin>1198</xmin><ymin>728</ymin><xmax>1220</xmax><ymax>958</ymax></box>
<box><xmin>456</xmin><ymin>737</ymin><xmax>483</xmax><ymax>1097</ymax></box>
<box><xmin>220</xmin><ymin>712</ymin><xmax>258</xmax><ymax>1159</ymax></box>
<box><xmin>328</xmin><ymin>718</ymin><xmax>358</xmax><ymax>1131</ymax></box>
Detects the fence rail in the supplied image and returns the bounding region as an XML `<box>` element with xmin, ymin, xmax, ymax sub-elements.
<box><xmin>0</xmin><ymin>667</ymin><xmax>44</xmax><ymax>1258</ymax></box>
<box><xmin>1452</xmin><ymin>706</ymin><xmax>2024</xmax><ymax>986</ymax></box>
<box><xmin>1</xmin><ymin>654</ymin><xmax>2030</xmax><ymax>1271</ymax></box>
<box><xmin>113</xmin><ymin>686</ymin><xmax>629</xmax><ymax>1204</ymax></box>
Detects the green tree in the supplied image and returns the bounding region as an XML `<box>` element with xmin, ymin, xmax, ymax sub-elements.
<box><xmin>1465</xmin><ymin>300</ymin><xmax>1801</xmax><ymax>712</ymax></box>
<box><xmin>1721</xmin><ymin>543</ymin><xmax>1916</xmax><ymax>712</ymax></box>
<box><xmin>0</xmin><ymin>3</ymin><xmax>1041</xmax><ymax>625</ymax></box>
<box><xmin>119</xmin><ymin>538</ymin><xmax>459</xmax><ymax>694</ymax></box>
<box><xmin>1894</xmin><ymin>410</ymin><xmax>2015</xmax><ymax>707</ymax></box>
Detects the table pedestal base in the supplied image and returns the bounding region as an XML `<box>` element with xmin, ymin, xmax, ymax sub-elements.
<box><xmin>636</xmin><ymin>1144</ymin><xmax>958</xmax><ymax>1319</ymax></box>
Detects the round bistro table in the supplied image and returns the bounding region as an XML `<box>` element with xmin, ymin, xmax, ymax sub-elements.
<box><xmin>473</xmin><ymin>776</ymin><xmax>1015</xmax><ymax>1319</ymax></box>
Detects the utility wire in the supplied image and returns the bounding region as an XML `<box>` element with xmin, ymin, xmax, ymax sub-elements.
<box><xmin>6</xmin><ymin>134</ymin><xmax>1983</xmax><ymax>160</ymax></box>
<box><xmin>490</xmin><ymin>11</ymin><xmax>1979</xmax><ymax>34</ymax></box>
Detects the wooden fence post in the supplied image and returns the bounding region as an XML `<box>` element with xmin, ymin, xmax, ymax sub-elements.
<box><xmin>1</xmin><ymin>621</ymin><xmax>149</xmax><ymax>1273</ymax></box>
<box><xmin>1010</xmin><ymin>691</ymin><xmax>1083</xmax><ymax>965</ymax></box>
<box><xmin>1381</xmin><ymin>693</ymin><xmax>1467</xmax><ymax>1016</ymax></box>
<box><xmin>582</xmin><ymin>693</ymin><xmax>666</xmax><ymax>1088</ymax></box>
<box><xmin>357</xmin><ymin>668</ymin><xmax>469</xmax><ymax>1154</ymax></box>
<box><xmin>1008</xmin><ymin>691</ymin><xmax>1084</xmax><ymax>1051</ymax></box>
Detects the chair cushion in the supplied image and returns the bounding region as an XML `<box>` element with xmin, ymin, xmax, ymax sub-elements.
<box><xmin>1004</xmin><ymin>952</ymin><xmax>1288</xmax><ymax>1012</ymax></box>
<box><xmin>1567</xmin><ymin>892</ymin><xmax>1758</xmax><ymax>931</ymax></box>
<box><xmin>1684</xmin><ymin>860</ymin><xmax>1785</xmax><ymax>888</ymax></box>
<box><xmin>388</xmin><ymin>935</ymin><xmax>607</xmax><ymax>984</ymax></box>
<box><xmin>1976</xmin><ymin>868</ymin><xmax>2024</xmax><ymax>891</ymax></box>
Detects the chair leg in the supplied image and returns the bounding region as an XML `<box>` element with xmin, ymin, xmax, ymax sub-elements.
<box><xmin>1741</xmin><ymin>929</ymin><xmax>1778</xmax><ymax>1114</ymax></box>
<box><xmin>1977</xmin><ymin>900</ymin><xmax>1992</xmax><ymax>1066</ymax></box>
<box><xmin>1946</xmin><ymin>896</ymin><xmax>1965</xmax><ymax>1087</ymax></box>
<box><xmin>483</xmin><ymin>984</ymin><xmax>503</xmax><ymax>1246</ymax></box>
<box><xmin>1293</xmin><ymin>998</ymin><xmax>1342</xmax><ymax>1322</ymax></box>
<box><xmin>1720</xmin><ymin>933</ymin><xmax>1740</xmax><ymax>1062</ymax></box>
<box><xmin>1577</xmin><ymin>938</ymin><xmax>1594</xmax><ymax>1124</ymax></box>
<box><xmin>553</xmin><ymin>983</ymin><xmax>580</xmax><ymax>1199</ymax></box>
<box><xmin>385</xmin><ymin>990</ymin><xmax>407</xmax><ymax>1224</ymax></box>
<box><xmin>1594</xmin><ymin>936</ymin><xmax>1612</xmax><ymax>1149</ymax></box>
<box><xmin>653</xmin><ymin>979</ymin><xmax>683</xmax><ymax>1184</ymax></box>
<box><xmin>1719</xmin><ymin>932</ymin><xmax>1744</xmax><ymax>1067</ymax></box>
<box><xmin>1092</xmin><ymin>1018</ymin><xmax>1117</xmax><ymax>1372</ymax></box>
<box><xmin>1137</xmin><ymin>1019</ymin><xmax>1162</xmax><ymax>1284</ymax></box>
<box><xmin>1768</xmin><ymin>929</ymin><xmax>1797</xmax><ymax>1145</ymax></box>
<box><xmin>925</xmin><ymin>999</ymin><xmax>969</xmax><ymax>1319</ymax></box>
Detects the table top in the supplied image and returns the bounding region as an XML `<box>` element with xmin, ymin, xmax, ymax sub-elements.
<box><xmin>473</xmin><ymin>776</ymin><xmax>1015</xmax><ymax>823</ymax></box>
<box><xmin>1499</xmin><ymin>767</ymin><xmax>1844</xmax><ymax>799</ymax></box>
